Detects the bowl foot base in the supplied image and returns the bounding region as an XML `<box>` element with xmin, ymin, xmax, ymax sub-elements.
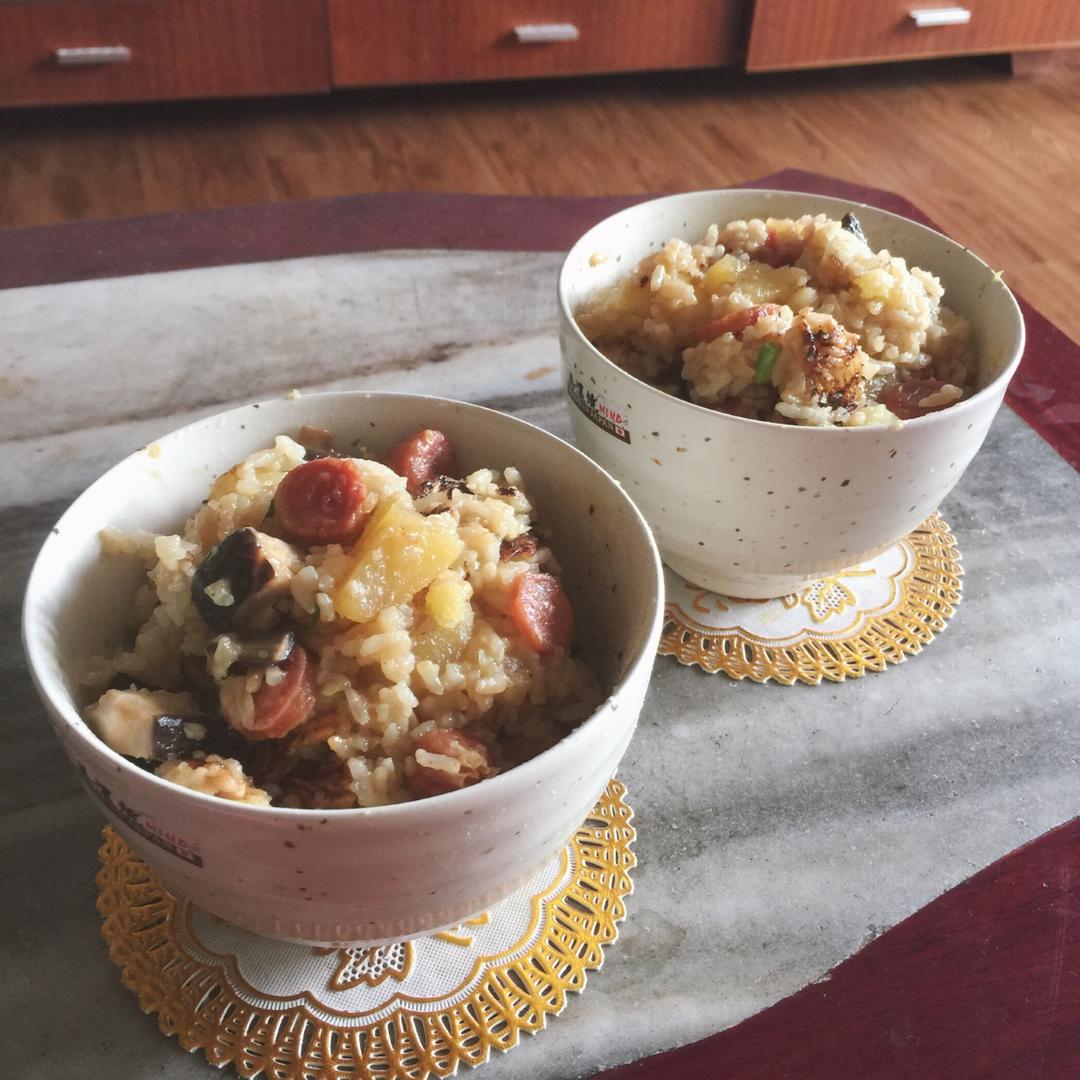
<box><xmin>663</xmin><ymin>541</ymin><xmax>897</xmax><ymax>600</ymax></box>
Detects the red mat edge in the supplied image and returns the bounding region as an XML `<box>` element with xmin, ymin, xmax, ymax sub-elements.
<box><xmin>594</xmin><ymin>812</ymin><xmax>1080</xmax><ymax>1080</ymax></box>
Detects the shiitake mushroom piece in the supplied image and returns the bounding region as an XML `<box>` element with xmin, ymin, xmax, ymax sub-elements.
<box><xmin>151</xmin><ymin>715</ymin><xmax>209</xmax><ymax>761</ymax></box>
<box><xmin>190</xmin><ymin>528</ymin><xmax>300</xmax><ymax>632</ymax></box>
<box><xmin>205</xmin><ymin>630</ymin><xmax>295</xmax><ymax>675</ymax></box>
<box><xmin>841</xmin><ymin>212</ymin><xmax>867</xmax><ymax>243</ymax></box>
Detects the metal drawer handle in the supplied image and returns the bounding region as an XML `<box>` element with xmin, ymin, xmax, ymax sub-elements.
<box><xmin>909</xmin><ymin>7</ymin><xmax>971</xmax><ymax>28</ymax></box>
<box><xmin>513</xmin><ymin>23</ymin><xmax>580</xmax><ymax>44</ymax></box>
<box><xmin>54</xmin><ymin>46</ymin><xmax>132</xmax><ymax>67</ymax></box>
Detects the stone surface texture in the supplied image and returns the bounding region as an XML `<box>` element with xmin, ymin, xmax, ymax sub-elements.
<box><xmin>2</xmin><ymin>249</ymin><xmax>1078</xmax><ymax>1079</ymax></box>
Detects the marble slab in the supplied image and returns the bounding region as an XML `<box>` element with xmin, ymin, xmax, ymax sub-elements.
<box><xmin>2</xmin><ymin>248</ymin><xmax>1079</xmax><ymax>1080</ymax></box>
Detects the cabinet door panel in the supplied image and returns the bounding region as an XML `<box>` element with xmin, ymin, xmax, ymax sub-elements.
<box><xmin>0</xmin><ymin>0</ymin><xmax>329</xmax><ymax>107</ymax></box>
<box><xmin>748</xmin><ymin>0</ymin><xmax>1080</xmax><ymax>72</ymax></box>
<box><xmin>330</xmin><ymin>0</ymin><xmax>745</xmax><ymax>87</ymax></box>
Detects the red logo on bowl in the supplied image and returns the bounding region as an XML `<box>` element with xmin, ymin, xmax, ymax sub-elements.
<box><xmin>567</xmin><ymin>375</ymin><xmax>631</xmax><ymax>443</ymax></box>
<box><xmin>79</xmin><ymin>766</ymin><xmax>204</xmax><ymax>868</ymax></box>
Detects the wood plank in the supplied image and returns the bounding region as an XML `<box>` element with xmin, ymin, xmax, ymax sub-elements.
<box><xmin>1</xmin><ymin>59</ymin><xmax>1079</xmax><ymax>347</ymax></box>
<box><xmin>1010</xmin><ymin>48</ymin><xmax>1080</xmax><ymax>76</ymax></box>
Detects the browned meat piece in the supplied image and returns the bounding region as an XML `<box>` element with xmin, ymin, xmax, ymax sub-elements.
<box><xmin>789</xmin><ymin>310</ymin><xmax>865</xmax><ymax>408</ymax></box>
<box><xmin>499</xmin><ymin>533</ymin><xmax>538</xmax><ymax>561</ymax></box>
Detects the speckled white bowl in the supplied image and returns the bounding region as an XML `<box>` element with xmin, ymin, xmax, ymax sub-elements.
<box><xmin>22</xmin><ymin>392</ymin><xmax>663</xmax><ymax>945</ymax></box>
<box><xmin>558</xmin><ymin>190</ymin><xmax>1025</xmax><ymax>597</ymax></box>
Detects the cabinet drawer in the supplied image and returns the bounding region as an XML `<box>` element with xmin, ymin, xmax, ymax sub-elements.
<box><xmin>0</xmin><ymin>0</ymin><xmax>329</xmax><ymax>107</ymax></box>
<box><xmin>330</xmin><ymin>0</ymin><xmax>745</xmax><ymax>87</ymax></box>
<box><xmin>747</xmin><ymin>0</ymin><xmax>1080</xmax><ymax>72</ymax></box>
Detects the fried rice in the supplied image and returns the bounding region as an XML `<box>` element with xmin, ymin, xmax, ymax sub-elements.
<box><xmin>575</xmin><ymin>213</ymin><xmax>977</xmax><ymax>427</ymax></box>
<box><xmin>83</xmin><ymin>429</ymin><xmax>601</xmax><ymax>808</ymax></box>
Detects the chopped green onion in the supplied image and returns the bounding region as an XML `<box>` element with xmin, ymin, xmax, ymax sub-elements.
<box><xmin>753</xmin><ymin>342</ymin><xmax>781</xmax><ymax>384</ymax></box>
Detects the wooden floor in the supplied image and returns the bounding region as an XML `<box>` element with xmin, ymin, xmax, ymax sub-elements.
<box><xmin>2</xmin><ymin>57</ymin><xmax>1078</xmax><ymax>340</ymax></box>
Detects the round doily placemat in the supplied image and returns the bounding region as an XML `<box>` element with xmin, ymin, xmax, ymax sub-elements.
<box><xmin>97</xmin><ymin>779</ymin><xmax>635</xmax><ymax>1080</ymax></box>
<box><xmin>659</xmin><ymin>512</ymin><xmax>962</xmax><ymax>684</ymax></box>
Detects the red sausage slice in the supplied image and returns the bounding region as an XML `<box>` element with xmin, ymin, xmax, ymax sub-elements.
<box><xmin>755</xmin><ymin>227</ymin><xmax>804</xmax><ymax>268</ymax></box>
<box><xmin>385</xmin><ymin>429</ymin><xmax>460</xmax><ymax>495</ymax></box>
<box><xmin>881</xmin><ymin>379</ymin><xmax>954</xmax><ymax>421</ymax></box>
<box><xmin>410</xmin><ymin>729</ymin><xmax>495</xmax><ymax>799</ymax></box>
<box><xmin>274</xmin><ymin>458</ymin><xmax>367</xmax><ymax>546</ymax></box>
<box><xmin>698</xmin><ymin>304</ymin><xmax>781</xmax><ymax>343</ymax></box>
<box><xmin>508</xmin><ymin>572</ymin><xmax>574</xmax><ymax>655</ymax></box>
<box><xmin>242</xmin><ymin>647</ymin><xmax>318</xmax><ymax>741</ymax></box>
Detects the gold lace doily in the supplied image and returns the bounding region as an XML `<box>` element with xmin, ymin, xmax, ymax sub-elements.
<box><xmin>97</xmin><ymin>779</ymin><xmax>635</xmax><ymax>1080</ymax></box>
<box><xmin>659</xmin><ymin>513</ymin><xmax>962</xmax><ymax>685</ymax></box>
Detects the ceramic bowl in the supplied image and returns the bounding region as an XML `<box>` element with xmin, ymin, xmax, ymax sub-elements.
<box><xmin>22</xmin><ymin>392</ymin><xmax>663</xmax><ymax>945</ymax></box>
<box><xmin>558</xmin><ymin>190</ymin><xmax>1025</xmax><ymax>597</ymax></box>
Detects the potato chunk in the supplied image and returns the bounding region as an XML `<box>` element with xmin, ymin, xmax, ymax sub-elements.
<box><xmin>414</xmin><ymin>615</ymin><xmax>474</xmax><ymax>666</ymax></box>
<box><xmin>426</xmin><ymin>573</ymin><xmax>472</xmax><ymax>629</ymax></box>
<box><xmin>333</xmin><ymin>497</ymin><xmax>464</xmax><ymax>624</ymax></box>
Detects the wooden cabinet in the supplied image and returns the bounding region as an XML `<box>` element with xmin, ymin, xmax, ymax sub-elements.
<box><xmin>3</xmin><ymin>1</ymin><xmax>1079</xmax><ymax>108</ymax></box>
<box><xmin>0</xmin><ymin>0</ymin><xmax>329</xmax><ymax>107</ymax></box>
<box><xmin>747</xmin><ymin>0</ymin><xmax>1080</xmax><ymax>72</ymax></box>
<box><xmin>329</xmin><ymin>0</ymin><xmax>746</xmax><ymax>87</ymax></box>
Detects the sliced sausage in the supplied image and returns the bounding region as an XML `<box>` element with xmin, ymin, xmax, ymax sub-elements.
<box><xmin>274</xmin><ymin>458</ymin><xmax>368</xmax><ymax>546</ymax></box>
<box><xmin>698</xmin><ymin>304</ymin><xmax>781</xmax><ymax>343</ymax></box>
<box><xmin>409</xmin><ymin>729</ymin><xmax>496</xmax><ymax>799</ymax></box>
<box><xmin>385</xmin><ymin>429</ymin><xmax>460</xmax><ymax>495</ymax></box>
<box><xmin>508</xmin><ymin>572</ymin><xmax>574</xmax><ymax>655</ymax></box>
<box><xmin>881</xmin><ymin>379</ymin><xmax>957</xmax><ymax>420</ymax></box>
<box><xmin>223</xmin><ymin>647</ymin><xmax>318</xmax><ymax>742</ymax></box>
<box><xmin>755</xmin><ymin>227</ymin><xmax>804</xmax><ymax>268</ymax></box>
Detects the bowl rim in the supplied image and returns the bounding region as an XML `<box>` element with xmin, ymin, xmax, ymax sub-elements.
<box><xmin>557</xmin><ymin>188</ymin><xmax>1026</xmax><ymax>434</ymax></box>
<box><xmin>22</xmin><ymin>390</ymin><xmax>665</xmax><ymax>820</ymax></box>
